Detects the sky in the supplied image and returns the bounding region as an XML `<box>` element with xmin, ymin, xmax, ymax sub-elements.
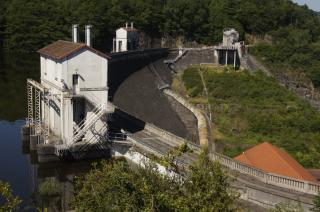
<box><xmin>292</xmin><ymin>0</ymin><xmax>320</xmax><ymax>11</ymax></box>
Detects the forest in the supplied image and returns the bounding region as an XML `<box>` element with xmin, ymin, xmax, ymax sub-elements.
<box><xmin>0</xmin><ymin>0</ymin><xmax>319</xmax><ymax>53</ymax></box>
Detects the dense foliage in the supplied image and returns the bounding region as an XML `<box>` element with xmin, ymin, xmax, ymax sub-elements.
<box><xmin>0</xmin><ymin>181</ymin><xmax>21</xmax><ymax>211</ymax></box>
<box><xmin>313</xmin><ymin>193</ymin><xmax>320</xmax><ymax>212</ymax></box>
<box><xmin>251</xmin><ymin>29</ymin><xmax>320</xmax><ymax>88</ymax></box>
<box><xmin>74</xmin><ymin>150</ymin><xmax>238</xmax><ymax>211</ymax></box>
<box><xmin>0</xmin><ymin>0</ymin><xmax>319</xmax><ymax>52</ymax></box>
<box><xmin>182</xmin><ymin>66</ymin><xmax>320</xmax><ymax>168</ymax></box>
<box><xmin>0</xmin><ymin>52</ymin><xmax>39</xmax><ymax>121</ymax></box>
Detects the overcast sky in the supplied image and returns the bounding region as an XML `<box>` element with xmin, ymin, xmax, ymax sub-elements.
<box><xmin>292</xmin><ymin>0</ymin><xmax>320</xmax><ymax>11</ymax></box>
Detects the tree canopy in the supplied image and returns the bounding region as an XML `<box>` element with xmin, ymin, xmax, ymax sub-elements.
<box><xmin>73</xmin><ymin>149</ymin><xmax>238</xmax><ymax>211</ymax></box>
<box><xmin>0</xmin><ymin>181</ymin><xmax>21</xmax><ymax>211</ymax></box>
<box><xmin>1</xmin><ymin>0</ymin><xmax>319</xmax><ymax>52</ymax></box>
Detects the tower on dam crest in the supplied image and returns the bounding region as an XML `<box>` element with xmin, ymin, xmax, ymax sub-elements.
<box><xmin>113</xmin><ymin>22</ymin><xmax>139</xmax><ymax>52</ymax></box>
<box><xmin>214</xmin><ymin>28</ymin><xmax>246</xmax><ymax>69</ymax></box>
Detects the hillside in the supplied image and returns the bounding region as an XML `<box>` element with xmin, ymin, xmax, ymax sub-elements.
<box><xmin>1</xmin><ymin>0</ymin><xmax>320</xmax><ymax>52</ymax></box>
<box><xmin>178</xmin><ymin>65</ymin><xmax>320</xmax><ymax>168</ymax></box>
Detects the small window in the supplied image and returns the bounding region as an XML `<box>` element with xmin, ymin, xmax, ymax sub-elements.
<box><xmin>72</xmin><ymin>74</ymin><xmax>79</xmax><ymax>85</ymax></box>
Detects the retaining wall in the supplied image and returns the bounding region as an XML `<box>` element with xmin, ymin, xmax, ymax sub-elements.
<box><xmin>163</xmin><ymin>89</ymin><xmax>209</xmax><ymax>147</ymax></box>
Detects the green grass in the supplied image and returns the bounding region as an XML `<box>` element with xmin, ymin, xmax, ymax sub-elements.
<box><xmin>182</xmin><ymin>66</ymin><xmax>320</xmax><ymax>168</ymax></box>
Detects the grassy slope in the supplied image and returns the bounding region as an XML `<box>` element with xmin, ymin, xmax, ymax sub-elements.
<box><xmin>181</xmin><ymin>65</ymin><xmax>320</xmax><ymax>168</ymax></box>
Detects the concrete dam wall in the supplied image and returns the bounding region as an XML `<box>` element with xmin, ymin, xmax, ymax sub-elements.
<box><xmin>108</xmin><ymin>48</ymin><xmax>217</xmax><ymax>142</ymax></box>
<box><xmin>108</xmin><ymin>49</ymin><xmax>198</xmax><ymax>141</ymax></box>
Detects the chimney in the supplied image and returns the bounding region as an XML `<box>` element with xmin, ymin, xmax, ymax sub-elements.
<box><xmin>125</xmin><ymin>22</ymin><xmax>128</xmax><ymax>28</ymax></box>
<box><xmin>131</xmin><ymin>22</ymin><xmax>133</xmax><ymax>29</ymax></box>
<box><xmin>72</xmin><ymin>24</ymin><xmax>78</xmax><ymax>43</ymax></box>
<box><xmin>85</xmin><ymin>25</ymin><xmax>92</xmax><ymax>47</ymax></box>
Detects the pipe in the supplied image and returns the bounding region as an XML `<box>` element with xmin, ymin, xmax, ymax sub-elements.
<box><xmin>72</xmin><ymin>24</ymin><xmax>78</xmax><ymax>43</ymax></box>
<box><xmin>85</xmin><ymin>25</ymin><xmax>92</xmax><ymax>47</ymax></box>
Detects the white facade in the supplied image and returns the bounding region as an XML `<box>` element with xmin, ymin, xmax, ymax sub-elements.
<box><xmin>113</xmin><ymin>23</ymin><xmax>139</xmax><ymax>52</ymax></box>
<box><xmin>40</xmin><ymin>45</ymin><xmax>109</xmax><ymax>145</ymax></box>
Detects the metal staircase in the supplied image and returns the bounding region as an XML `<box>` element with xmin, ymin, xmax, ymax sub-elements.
<box><xmin>72</xmin><ymin>104</ymin><xmax>106</xmax><ymax>143</ymax></box>
<box><xmin>55</xmin><ymin>91</ymin><xmax>109</xmax><ymax>160</ymax></box>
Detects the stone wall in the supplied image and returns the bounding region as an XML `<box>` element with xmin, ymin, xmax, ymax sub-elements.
<box><xmin>163</xmin><ymin>89</ymin><xmax>209</xmax><ymax>147</ymax></box>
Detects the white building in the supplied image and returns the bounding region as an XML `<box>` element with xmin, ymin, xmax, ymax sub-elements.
<box><xmin>113</xmin><ymin>22</ymin><xmax>139</xmax><ymax>52</ymax></box>
<box><xmin>37</xmin><ymin>33</ymin><xmax>110</xmax><ymax>147</ymax></box>
<box><xmin>223</xmin><ymin>28</ymin><xmax>239</xmax><ymax>46</ymax></box>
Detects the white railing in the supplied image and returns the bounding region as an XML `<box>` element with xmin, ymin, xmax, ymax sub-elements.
<box><xmin>72</xmin><ymin>104</ymin><xmax>105</xmax><ymax>144</ymax></box>
<box><xmin>144</xmin><ymin>123</ymin><xmax>200</xmax><ymax>152</ymax></box>
<box><xmin>71</xmin><ymin>123</ymin><xmax>109</xmax><ymax>155</ymax></box>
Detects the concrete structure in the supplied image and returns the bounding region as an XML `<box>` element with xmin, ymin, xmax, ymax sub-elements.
<box><xmin>223</xmin><ymin>28</ymin><xmax>239</xmax><ymax>46</ymax></box>
<box><xmin>38</xmin><ymin>39</ymin><xmax>109</xmax><ymax>144</ymax></box>
<box><xmin>25</xmin><ymin>25</ymin><xmax>112</xmax><ymax>160</ymax></box>
<box><xmin>214</xmin><ymin>28</ymin><xmax>245</xmax><ymax>69</ymax></box>
<box><xmin>113</xmin><ymin>22</ymin><xmax>139</xmax><ymax>52</ymax></box>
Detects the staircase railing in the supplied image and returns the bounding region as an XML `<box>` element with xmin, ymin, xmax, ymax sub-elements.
<box><xmin>72</xmin><ymin>104</ymin><xmax>105</xmax><ymax>144</ymax></box>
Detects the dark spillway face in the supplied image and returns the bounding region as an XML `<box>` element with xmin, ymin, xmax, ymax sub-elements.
<box><xmin>108</xmin><ymin>49</ymin><xmax>171</xmax><ymax>100</ymax></box>
<box><xmin>108</xmin><ymin>49</ymin><xmax>194</xmax><ymax>139</ymax></box>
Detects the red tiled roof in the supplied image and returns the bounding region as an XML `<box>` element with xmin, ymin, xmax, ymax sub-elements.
<box><xmin>234</xmin><ymin>142</ymin><xmax>317</xmax><ymax>182</ymax></box>
<box><xmin>37</xmin><ymin>40</ymin><xmax>111</xmax><ymax>60</ymax></box>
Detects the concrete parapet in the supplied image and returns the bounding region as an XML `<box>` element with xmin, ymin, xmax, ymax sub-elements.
<box><xmin>144</xmin><ymin>123</ymin><xmax>200</xmax><ymax>152</ymax></box>
<box><xmin>163</xmin><ymin>89</ymin><xmax>209</xmax><ymax>147</ymax></box>
<box><xmin>210</xmin><ymin>151</ymin><xmax>320</xmax><ymax>196</ymax></box>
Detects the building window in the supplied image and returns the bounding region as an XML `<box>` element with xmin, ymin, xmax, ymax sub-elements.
<box><xmin>72</xmin><ymin>74</ymin><xmax>79</xmax><ymax>94</ymax></box>
<box><xmin>72</xmin><ymin>74</ymin><xmax>79</xmax><ymax>86</ymax></box>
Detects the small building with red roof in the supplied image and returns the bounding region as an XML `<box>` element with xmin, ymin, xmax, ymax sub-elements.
<box><xmin>234</xmin><ymin>142</ymin><xmax>317</xmax><ymax>182</ymax></box>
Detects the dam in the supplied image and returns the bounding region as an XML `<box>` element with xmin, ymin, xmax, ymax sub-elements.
<box><xmin>21</xmin><ymin>25</ymin><xmax>320</xmax><ymax>211</ymax></box>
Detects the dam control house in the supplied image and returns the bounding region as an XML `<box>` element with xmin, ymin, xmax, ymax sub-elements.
<box><xmin>26</xmin><ymin>25</ymin><xmax>112</xmax><ymax>160</ymax></box>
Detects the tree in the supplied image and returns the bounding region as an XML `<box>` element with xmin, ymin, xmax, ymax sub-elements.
<box><xmin>0</xmin><ymin>181</ymin><xmax>21</xmax><ymax>211</ymax></box>
<box><xmin>312</xmin><ymin>193</ymin><xmax>320</xmax><ymax>212</ymax></box>
<box><xmin>182</xmin><ymin>149</ymin><xmax>239</xmax><ymax>211</ymax></box>
<box><xmin>73</xmin><ymin>147</ymin><xmax>238</xmax><ymax>211</ymax></box>
<box><xmin>73</xmin><ymin>159</ymin><xmax>182</xmax><ymax>211</ymax></box>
